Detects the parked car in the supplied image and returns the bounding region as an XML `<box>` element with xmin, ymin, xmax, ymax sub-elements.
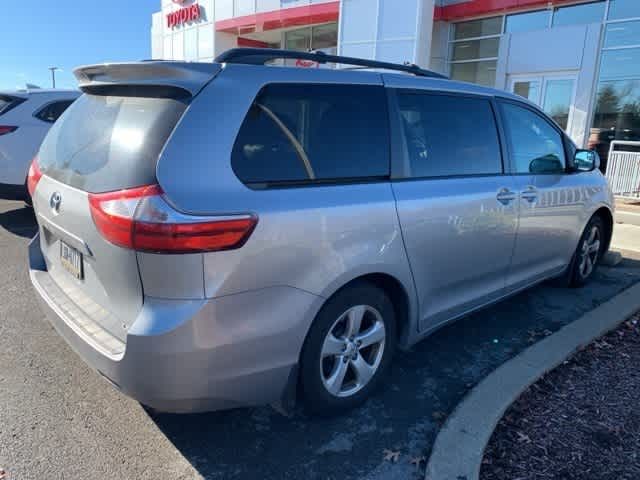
<box><xmin>0</xmin><ymin>89</ymin><xmax>80</xmax><ymax>202</ymax></box>
<box><xmin>28</xmin><ymin>49</ymin><xmax>614</xmax><ymax>416</ymax></box>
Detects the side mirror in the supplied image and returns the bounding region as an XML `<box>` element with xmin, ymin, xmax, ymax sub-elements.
<box><xmin>574</xmin><ymin>150</ymin><xmax>600</xmax><ymax>172</ymax></box>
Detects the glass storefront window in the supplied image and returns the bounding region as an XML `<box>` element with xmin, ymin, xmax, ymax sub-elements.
<box><xmin>450</xmin><ymin>18</ymin><xmax>501</xmax><ymax>87</ymax></box>
<box><xmin>453</xmin><ymin>17</ymin><xmax>502</xmax><ymax>40</ymax></box>
<box><xmin>552</xmin><ymin>1</ymin><xmax>605</xmax><ymax>27</ymax></box>
<box><xmin>513</xmin><ymin>80</ymin><xmax>541</xmax><ymax>103</ymax></box>
<box><xmin>311</xmin><ymin>24</ymin><xmax>338</xmax><ymax>51</ymax></box>
<box><xmin>451</xmin><ymin>37</ymin><xmax>499</xmax><ymax>61</ymax></box>
<box><xmin>505</xmin><ymin>10</ymin><xmax>550</xmax><ymax>33</ymax></box>
<box><xmin>604</xmin><ymin>20</ymin><xmax>640</xmax><ymax>48</ymax></box>
<box><xmin>592</xmin><ymin>7</ymin><xmax>640</xmax><ymax>168</ymax></box>
<box><xmin>600</xmin><ymin>48</ymin><xmax>640</xmax><ymax>81</ymax></box>
<box><xmin>285</xmin><ymin>24</ymin><xmax>338</xmax><ymax>53</ymax></box>
<box><xmin>591</xmin><ymin>80</ymin><xmax>640</xmax><ymax>164</ymax></box>
<box><xmin>543</xmin><ymin>79</ymin><xmax>574</xmax><ymax>130</ymax></box>
<box><xmin>608</xmin><ymin>0</ymin><xmax>640</xmax><ymax>20</ymax></box>
<box><xmin>286</xmin><ymin>28</ymin><xmax>311</xmax><ymax>50</ymax></box>
<box><xmin>450</xmin><ymin>61</ymin><xmax>497</xmax><ymax>87</ymax></box>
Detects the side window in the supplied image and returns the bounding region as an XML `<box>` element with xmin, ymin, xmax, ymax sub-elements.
<box><xmin>232</xmin><ymin>84</ymin><xmax>389</xmax><ymax>187</ymax></box>
<box><xmin>396</xmin><ymin>92</ymin><xmax>502</xmax><ymax>178</ymax></box>
<box><xmin>35</xmin><ymin>100</ymin><xmax>75</xmax><ymax>123</ymax></box>
<box><xmin>500</xmin><ymin>102</ymin><xmax>566</xmax><ymax>174</ymax></box>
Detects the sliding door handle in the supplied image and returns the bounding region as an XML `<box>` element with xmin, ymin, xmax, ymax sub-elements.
<box><xmin>521</xmin><ymin>186</ymin><xmax>538</xmax><ymax>203</ymax></box>
<box><xmin>496</xmin><ymin>188</ymin><xmax>517</xmax><ymax>205</ymax></box>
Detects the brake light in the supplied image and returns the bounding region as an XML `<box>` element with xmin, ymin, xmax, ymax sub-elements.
<box><xmin>0</xmin><ymin>126</ymin><xmax>17</xmax><ymax>136</ymax></box>
<box><xmin>27</xmin><ymin>157</ymin><xmax>43</xmax><ymax>197</ymax></box>
<box><xmin>88</xmin><ymin>185</ymin><xmax>258</xmax><ymax>253</ymax></box>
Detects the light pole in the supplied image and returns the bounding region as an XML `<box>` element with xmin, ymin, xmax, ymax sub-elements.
<box><xmin>48</xmin><ymin>67</ymin><xmax>59</xmax><ymax>89</ymax></box>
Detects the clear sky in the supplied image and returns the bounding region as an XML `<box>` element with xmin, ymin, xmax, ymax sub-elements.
<box><xmin>0</xmin><ymin>0</ymin><xmax>158</xmax><ymax>91</ymax></box>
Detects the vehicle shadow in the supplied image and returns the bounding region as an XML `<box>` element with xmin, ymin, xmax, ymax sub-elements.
<box><xmin>0</xmin><ymin>204</ymin><xmax>37</xmax><ymax>238</ymax></box>
<box><xmin>148</xmin><ymin>258</ymin><xmax>640</xmax><ymax>480</ymax></box>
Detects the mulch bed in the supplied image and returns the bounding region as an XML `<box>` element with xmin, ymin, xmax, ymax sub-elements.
<box><xmin>481</xmin><ymin>311</ymin><xmax>640</xmax><ymax>480</ymax></box>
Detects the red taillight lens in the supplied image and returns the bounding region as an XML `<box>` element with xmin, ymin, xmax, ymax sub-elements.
<box><xmin>27</xmin><ymin>157</ymin><xmax>43</xmax><ymax>197</ymax></box>
<box><xmin>0</xmin><ymin>126</ymin><xmax>18</xmax><ymax>136</ymax></box>
<box><xmin>88</xmin><ymin>185</ymin><xmax>258</xmax><ymax>253</ymax></box>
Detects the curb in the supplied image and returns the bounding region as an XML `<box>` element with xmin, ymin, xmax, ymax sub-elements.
<box><xmin>425</xmin><ymin>281</ymin><xmax>640</xmax><ymax>480</ymax></box>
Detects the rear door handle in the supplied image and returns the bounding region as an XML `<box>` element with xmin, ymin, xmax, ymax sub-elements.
<box><xmin>496</xmin><ymin>188</ymin><xmax>517</xmax><ymax>205</ymax></box>
<box><xmin>521</xmin><ymin>186</ymin><xmax>538</xmax><ymax>203</ymax></box>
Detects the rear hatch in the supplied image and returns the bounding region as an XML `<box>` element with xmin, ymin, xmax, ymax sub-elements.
<box><xmin>31</xmin><ymin>62</ymin><xmax>220</xmax><ymax>342</ymax></box>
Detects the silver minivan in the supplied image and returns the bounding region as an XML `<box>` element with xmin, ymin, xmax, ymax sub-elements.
<box><xmin>28</xmin><ymin>49</ymin><xmax>614</xmax><ymax>415</ymax></box>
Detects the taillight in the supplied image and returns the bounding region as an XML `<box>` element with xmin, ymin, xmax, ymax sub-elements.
<box><xmin>88</xmin><ymin>185</ymin><xmax>258</xmax><ymax>254</ymax></box>
<box><xmin>27</xmin><ymin>157</ymin><xmax>43</xmax><ymax>197</ymax></box>
<box><xmin>0</xmin><ymin>126</ymin><xmax>18</xmax><ymax>136</ymax></box>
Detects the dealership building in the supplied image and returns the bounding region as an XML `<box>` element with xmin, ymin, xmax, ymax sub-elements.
<box><xmin>151</xmin><ymin>0</ymin><xmax>640</xmax><ymax>152</ymax></box>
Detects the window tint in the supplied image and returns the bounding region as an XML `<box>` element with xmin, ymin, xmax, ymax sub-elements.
<box><xmin>0</xmin><ymin>95</ymin><xmax>25</xmax><ymax>116</ymax></box>
<box><xmin>552</xmin><ymin>1</ymin><xmax>605</xmax><ymax>27</ymax></box>
<box><xmin>500</xmin><ymin>102</ymin><xmax>566</xmax><ymax>174</ymax></box>
<box><xmin>450</xmin><ymin>60</ymin><xmax>498</xmax><ymax>87</ymax></box>
<box><xmin>396</xmin><ymin>92</ymin><xmax>502</xmax><ymax>178</ymax></box>
<box><xmin>505</xmin><ymin>10</ymin><xmax>550</xmax><ymax>33</ymax></box>
<box><xmin>39</xmin><ymin>94</ymin><xmax>187</xmax><ymax>192</ymax></box>
<box><xmin>608</xmin><ymin>0</ymin><xmax>640</xmax><ymax>20</ymax></box>
<box><xmin>232</xmin><ymin>84</ymin><xmax>389</xmax><ymax>186</ymax></box>
<box><xmin>35</xmin><ymin>99</ymin><xmax>75</xmax><ymax>123</ymax></box>
<box><xmin>450</xmin><ymin>38</ymin><xmax>500</xmax><ymax>61</ymax></box>
<box><xmin>453</xmin><ymin>17</ymin><xmax>503</xmax><ymax>40</ymax></box>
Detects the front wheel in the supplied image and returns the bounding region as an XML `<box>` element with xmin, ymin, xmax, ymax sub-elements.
<box><xmin>567</xmin><ymin>216</ymin><xmax>605</xmax><ymax>287</ymax></box>
<box><xmin>299</xmin><ymin>282</ymin><xmax>396</xmax><ymax>416</ymax></box>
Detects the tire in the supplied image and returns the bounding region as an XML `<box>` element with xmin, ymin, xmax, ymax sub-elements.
<box><xmin>299</xmin><ymin>282</ymin><xmax>396</xmax><ymax>416</ymax></box>
<box><xmin>565</xmin><ymin>215</ymin><xmax>606</xmax><ymax>288</ymax></box>
<box><xmin>23</xmin><ymin>180</ymin><xmax>32</xmax><ymax>208</ymax></box>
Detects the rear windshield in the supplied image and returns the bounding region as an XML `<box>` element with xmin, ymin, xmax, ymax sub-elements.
<box><xmin>38</xmin><ymin>93</ymin><xmax>187</xmax><ymax>192</ymax></box>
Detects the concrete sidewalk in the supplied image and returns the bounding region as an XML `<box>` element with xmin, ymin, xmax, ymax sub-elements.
<box><xmin>611</xmin><ymin>223</ymin><xmax>640</xmax><ymax>253</ymax></box>
<box><xmin>616</xmin><ymin>199</ymin><xmax>640</xmax><ymax>227</ymax></box>
<box><xmin>426</xmin><ymin>217</ymin><xmax>640</xmax><ymax>480</ymax></box>
<box><xmin>425</xmin><ymin>282</ymin><xmax>640</xmax><ymax>480</ymax></box>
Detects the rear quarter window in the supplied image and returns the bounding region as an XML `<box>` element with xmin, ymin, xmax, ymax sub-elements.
<box><xmin>38</xmin><ymin>94</ymin><xmax>187</xmax><ymax>192</ymax></box>
<box><xmin>0</xmin><ymin>95</ymin><xmax>25</xmax><ymax>116</ymax></box>
<box><xmin>231</xmin><ymin>83</ymin><xmax>390</xmax><ymax>188</ymax></box>
<box><xmin>34</xmin><ymin>99</ymin><xmax>76</xmax><ymax>123</ymax></box>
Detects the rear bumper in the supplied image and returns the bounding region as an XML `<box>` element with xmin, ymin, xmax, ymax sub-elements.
<box><xmin>0</xmin><ymin>182</ymin><xmax>28</xmax><ymax>201</ymax></box>
<box><xmin>28</xmin><ymin>234</ymin><xmax>321</xmax><ymax>413</ymax></box>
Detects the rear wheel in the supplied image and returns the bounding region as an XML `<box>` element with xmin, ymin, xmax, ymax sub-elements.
<box><xmin>567</xmin><ymin>216</ymin><xmax>605</xmax><ymax>287</ymax></box>
<box><xmin>300</xmin><ymin>282</ymin><xmax>396</xmax><ymax>416</ymax></box>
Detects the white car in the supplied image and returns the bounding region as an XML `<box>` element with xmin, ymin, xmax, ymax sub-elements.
<box><xmin>0</xmin><ymin>89</ymin><xmax>80</xmax><ymax>201</ymax></box>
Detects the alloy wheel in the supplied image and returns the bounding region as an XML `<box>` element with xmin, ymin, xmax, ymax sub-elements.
<box><xmin>579</xmin><ymin>225</ymin><xmax>601</xmax><ymax>279</ymax></box>
<box><xmin>319</xmin><ymin>305</ymin><xmax>386</xmax><ymax>398</ymax></box>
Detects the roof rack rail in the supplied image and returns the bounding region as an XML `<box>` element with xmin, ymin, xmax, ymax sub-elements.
<box><xmin>215</xmin><ymin>48</ymin><xmax>448</xmax><ymax>79</ymax></box>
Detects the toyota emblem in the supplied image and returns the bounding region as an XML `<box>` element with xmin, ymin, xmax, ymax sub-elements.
<box><xmin>50</xmin><ymin>192</ymin><xmax>62</xmax><ymax>213</ymax></box>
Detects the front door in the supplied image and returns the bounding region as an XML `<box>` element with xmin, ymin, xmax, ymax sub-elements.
<box><xmin>509</xmin><ymin>74</ymin><xmax>577</xmax><ymax>134</ymax></box>
<box><xmin>498</xmin><ymin>99</ymin><xmax>585</xmax><ymax>291</ymax></box>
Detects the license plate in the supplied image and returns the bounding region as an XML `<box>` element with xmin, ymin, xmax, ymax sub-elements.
<box><xmin>60</xmin><ymin>241</ymin><xmax>83</xmax><ymax>280</ymax></box>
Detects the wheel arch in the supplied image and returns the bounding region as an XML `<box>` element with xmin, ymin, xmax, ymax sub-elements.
<box><xmin>592</xmin><ymin>206</ymin><xmax>614</xmax><ymax>253</ymax></box>
<box><xmin>313</xmin><ymin>270</ymin><xmax>417</xmax><ymax>350</ymax></box>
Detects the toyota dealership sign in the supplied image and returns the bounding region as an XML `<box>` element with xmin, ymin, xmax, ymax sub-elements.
<box><xmin>167</xmin><ymin>0</ymin><xmax>201</xmax><ymax>28</ymax></box>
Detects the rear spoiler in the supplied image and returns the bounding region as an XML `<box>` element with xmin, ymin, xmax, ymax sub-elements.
<box><xmin>73</xmin><ymin>62</ymin><xmax>222</xmax><ymax>97</ymax></box>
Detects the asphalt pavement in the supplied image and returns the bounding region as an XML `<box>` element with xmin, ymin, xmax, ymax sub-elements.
<box><xmin>1</xmin><ymin>199</ymin><xmax>639</xmax><ymax>480</ymax></box>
